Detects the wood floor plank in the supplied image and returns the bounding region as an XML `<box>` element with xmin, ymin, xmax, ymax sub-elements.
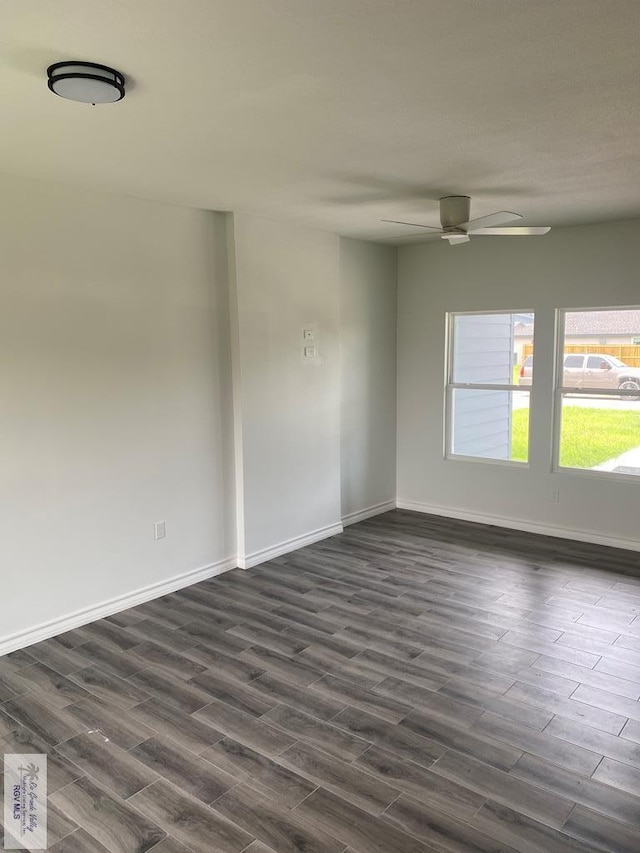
<box><xmin>55</xmin><ymin>730</ymin><xmax>159</xmax><ymax>799</ymax></box>
<box><xmin>0</xmin><ymin>710</ymin><xmax>85</xmax><ymax>794</ymax></box>
<box><xmin>126</xmin><ymin>640</ymin><xmax>207</xmax><ymax>680</ymax></box>
<box><xmin>182</xmin><ymin>644</ymin><xmax>265</xmax><ymax>681</ymax></box>
<box><xmin>471</xmin><ymin>800</ymin><xmax>597</xmax><ymax>853</ymax></box>
<box><xmin>621</xmin><ymin>718</ymin><xmax>640</xmax><ymax>744</ymax></box>
<box><xmin>498</xmin><ymin>632</ymin><xmax>602</xmax><ymax>669</ymax></box>
<box><xmin>11</xmin><ymin>661</ymin><xmax>91</xmax><ymax>708</ymax></box>
<box><xmin>330</xmin><ymin>706</ymin><xmax>447</xmax><ymax>768</ymax></box>
<box><xmin>189</xmin><ymin>669</ymin><xmax>277</xmax><ymax>717</ymax></box>
<box><xmin>278</xmin><ymin>740</ymin><xmax>399</xmax><ymax>813</ymax></box>
<box><xmin>251</xmin><ymin>671</ymin><xmax>347</xmax><ymax>721</ymax></box>
<box><xmin>239</xmin><ymin>646</ymin><xmax>324</xmax><ymax>685</ymax></box>
<box><xmin>591</xmin><ymin>756</ymin><xmax>640</xmax><ymax>797</ymax></box>
<box><xmin>561</xmin><ymin>804</ymin><xmax>640</xmax><ymax>853</ymax></box>
<box><xmin>571</xmin><ymin>683</ymin><xmax>640</xmax><ymax>723</ymax></box>
<box><xmin>139</xmin><ymin>838</ymin><xmax>195</xmax><ymax>853</ymax></box>
<box><xmin>201</xmin><ymin>736</ymin><xmax>316</xmax><ymax>808</ymax></box>
<box><xmin>80</xmin><ymin>619</ymin><xmax>141</xmax><ymax>651</ymax></box>
<box><xmin>4</xmin><ymin>510</ymin><xmax>640</xmax><ymax>853</ymax></box>
<box><xmin>67</xmin><ymin>666</ymin><xmax>151</xmax><ymax>711</ymax></box>
<box><xmin>227</xmin><ymin>622</ymin><xmax>311</xmax><ymax>656</ymax></box>
<box><xmin>355</xmin><ymin>745</ymin><xmax>486</xmax><ymax>820</ymax></box>
<box><xmin>130</xmin><ymin>734</ymin><xmax>237</xmax><ymax>804</ymax></box>
<box><xmin>504</xmin><ymin>681</ymin><xmax>628</xmax><ymax>735</ymax></box>
<box><xmin>400</xmin><ymin>709</ymin><xmax>523</xmax><ymax>771</ymax></box>
<box><xmin>49</xmin><ymin>776</ymin><xmax>166</xmax><ymax>853</ymax></box>
<box><xmin>438</xmin><ymin>677</ymin><xmax>555</xmax><ymax>730</ymax></box>
<box><xmin>46</xmin><ymin>802</ymin><xmax>82</xmax><ymax>848</ymax></box>
<box><xmin>2</xmin><ymin>693</ymin><xmax>85</xmax><ymax>745</ymax></box>
<box><xmin>64</xmin><ymin>697</ymin><xmax>157</xmax><ymax>750</ymax></box>
<box><xmin>544</xmin><ymin>715</ymin><xmax>640</xmax><ymax>771</ymax></box>
<box><xmin>473</xmin><ymin>712</ymin><xmax>603</xmax><ymax>775</ymax></box>
<box><xmin>531</xmin><ymin>656</ymin><xmax>640</xmax><ymax>701</ymax></box>
<box><xmin>212</xmin><ymin>783</ymin><xmax>346</xmax><ymax>853</ymax></box>
<box><xmin>430</xmin><ymin>749</ymin><xmax>575</xmax><ymax>828</ymax></box>
<box><xmin>73</xmin><ymin>641</ymin><xmax>147</xmax><ymax>680</ymax></box>
<box><xmin>295</xmin><ymin>646</ymin><xmax>387</xmax><ymax>689</ymax></box>
<box><xmin>128</xmin><ymin>666</ymin><xmax>213</xmax><ymax>713</ymax></box>
<box><xmin>312</xmin><ymin>673</ymin><xmax>412</xmax><ymax>724</ymax></box>
<box><xmin>263</xmin><ymin>704</ymin><xmax>370</xmax><ymax>761</ymax></box>
<box><xmin>48</xmin><ymin>828</ymin><xmax>112</xmax><ymax>853</ymax></box>
<box><xmin>295</xmin><ymin>786</ymin><xmax>434</xmax><ymax>853</ymax></box>
<box><xmin>374</xmin><ymin>676</ymin><xmax>484</xmax><ymax>726</ymax></box>
<box><xmin>510</xmin><ymin>753</ymin><xmax>640</xmax><ymax>828</ymax></box>
<box><xmin>127</xmin><ymin>697</ymin><xmax>224</xmax><ymax>754</ymax></box>
<box><xmin>24</xmin><ymin>640</ymin><xmax>90</xmax><ymax>676</ymax></box>
<box><xmin>129</xmin><ymin>778</ymin><xmax>253</xmax><ymax>853</ymax></box>
<box><xmin>124</xmin><ymin>618</ymin><xmax>197</xmax><ymax>651</ymax></box>
<box><xmin>382</xmin><ymin>792</ymin><xmax>517</xmax><ymax>853</ymax></box>
<box><xmin>193</xmin><ymin>698</ymin><xmax>296</xmax><ymax>755</ymax></box>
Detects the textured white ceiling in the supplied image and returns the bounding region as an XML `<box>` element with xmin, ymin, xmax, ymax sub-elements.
<box><xmin>2</xmin><ymin>1</ymin><xmax>640</xmax><ymax>242</ymax></box>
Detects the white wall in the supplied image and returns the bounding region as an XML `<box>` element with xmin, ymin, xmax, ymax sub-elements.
<box><xmin>339</xmin><ymin>238</ymin><xmax>397</xmax><ymax>521</ymax></box>
<box><xmin>397</xmin><ymin>219</ymin><xmax>640</xmax><ymax>550</ymax></box>
<box><xmin>0</xmin><ymin>174</ymin><xmax>235</xmax><ymax>649</ymax></box>
<box><xmin>228</xmin><ymin>214</ymin><xmax>342</xmax><ymax>564</ymax></box>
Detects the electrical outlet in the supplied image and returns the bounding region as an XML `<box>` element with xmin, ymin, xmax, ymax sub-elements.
<box><xmin>303</xmin><ymin>329</ymin><xmax>315</xmax><ymax>341</ymax></box>
<box><xmin>154</xmin><ymin>521</ymin><xmax>166</xmax><ymax>540</ymax></box>
<box><xmin>551</xmin><ymin>489</ymin><xmax>560</xmax><ymax>503</ymax></box>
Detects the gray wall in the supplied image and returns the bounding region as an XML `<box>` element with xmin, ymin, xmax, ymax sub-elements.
<box><xmin>397</xmin><ymin>219</ymin><xmax>640</xmax><ymax>550</ymax></box>
<box><xmin>340</xmin><ymin>238</ymin><xmax>397</xmax><ymax>520</ymax></box>
<box><xmin>0</xmin><ymin>173</ymin><xmax>236</xmax><ymax>646</ymax></box>
<box><xmin>228</xmin><ymin>214</ymin><xmax>342</xmax><ymax>564</ymax></box>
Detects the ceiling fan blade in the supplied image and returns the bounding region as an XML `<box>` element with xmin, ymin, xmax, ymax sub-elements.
<box><xmin>464</xmin><ymin>211</ymin><xmax>523</xmax><ymax>231</ymax></box>
<box><xmin>445</xmin><ymin>234</ymin><xmax>471</xmax><ymax>245</ymax></box>
<box><xmin>381</xmin><ymin>219</ymin><xmax>442</xmax><ymax>231</ymax></box>
<box><xmin>378</xmin><ymin>231</ymin><xmax>441</xmax><ymax>243</ymax></box>
<box><xmin>471</xmin><ymin>226</ymin><xmax>551</xmax><ymax>236</ymax></box>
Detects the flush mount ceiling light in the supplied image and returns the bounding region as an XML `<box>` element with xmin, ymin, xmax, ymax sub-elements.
<box><xmin>47</xmin><ymin>61</ymin><xmax>125</xmax><ymax>104</ymax></box>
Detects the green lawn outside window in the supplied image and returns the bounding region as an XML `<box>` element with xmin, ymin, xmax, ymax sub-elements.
<box><xmin>511</xmin><ymin>407</ymin><xmax>640</xmax><ymax>468</ymax></box>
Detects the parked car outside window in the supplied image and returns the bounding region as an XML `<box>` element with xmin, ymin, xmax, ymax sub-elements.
<box><xmin>518</xmin><ymin>353</ymin><xmax>640</xmax><ymax>392</ymax></box>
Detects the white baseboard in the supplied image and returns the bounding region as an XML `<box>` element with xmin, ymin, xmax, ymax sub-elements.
<box><xmin>396</xmin><ymin>499</ymin><xmax>640</xmax><ymax>553</ymax></box>
<box><xmin>0</xmin><ymin>556</ymin><xmax>238</xmax><ymax>657</ymax></box>
<box><xmin>239</xmin><ymin>522</ymin><xmax>343</xmax><ymax>569</ymax></box>
<box><xmin>342</xmin><ymin>499</ymin><xmax>397</xmax><ymax>527</ymax></box>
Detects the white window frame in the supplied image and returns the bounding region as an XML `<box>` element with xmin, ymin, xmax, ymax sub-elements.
<box><xmin>445</xmin><ymin>309</ymin><xmax>533</xmax><ymax>467</ymax></box>
<box><xmin>553</xmin><ymin>306</ymin><xmax>640</xmax><ymax>481</ymax></box>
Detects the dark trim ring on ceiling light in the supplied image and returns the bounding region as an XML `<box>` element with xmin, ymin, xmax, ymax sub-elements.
<box><xmin>47</xmin><ymin>61</ymin><xmax>125</xmax><ymax>104</ymax></box>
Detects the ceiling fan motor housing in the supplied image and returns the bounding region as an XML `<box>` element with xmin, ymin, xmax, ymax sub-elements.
<box><xmin>440</xmin><ymin>195</ymin><xmax>471</xmax><ymax>230</ymax></box>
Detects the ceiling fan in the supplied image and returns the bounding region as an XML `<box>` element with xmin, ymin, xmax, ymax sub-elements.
<box><xmin>382</xmin><ymin>196</ymin><xmax>551</xmax><ymax>245</ymax></box>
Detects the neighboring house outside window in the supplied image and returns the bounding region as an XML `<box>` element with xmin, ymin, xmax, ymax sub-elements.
<box><xmin>446</xmin><ymin>311</ymin><xmax>533</xmax><ymax>464</ymax></box>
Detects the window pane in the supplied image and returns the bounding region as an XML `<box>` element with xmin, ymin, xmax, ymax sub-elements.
<box><xmin>562</xmin><ymin>310</ymin><xmax>640</xmax><ymax>391</ymax></box>
<box><xmin>451</xmin><ymin>389</ymin><xmax>530</xmax><ymax>463</ymax></box>
<box><xmin>564</xmin><ymin>355</ymin><xmax>584</xmax><ymax>368</ymax></box>
<box><xmin>452</xmin><ymin>313</ymin><xmax>534</xmax><ymax>385</ymax></box>
<box><xmin>587</xmin><ymin>355</ymin><xmax>606</xmax><ymax>369</ymax></box>
<box><xmin>558</xmin><ymin>394</ymin><xmax>640</xmax><ymax>474</ymax></box>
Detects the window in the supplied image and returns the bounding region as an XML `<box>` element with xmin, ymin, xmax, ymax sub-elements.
<box><xmin>446</xmin><ymin>311</ymin><xmax>534</xmax><ymax>464</ymax></box>
<box><xmin>564</xmin><ymin>355</ymin><xmax>584</xmax><ymax>368</ymax></box>
<box><xmin>555</xmin><ymin>308</ymin><xmax>640</xmax><ymax>477</ymax></box>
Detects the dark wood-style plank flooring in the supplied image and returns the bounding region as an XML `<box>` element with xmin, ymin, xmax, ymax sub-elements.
<box><xmin>2</xmin><ymin>510</ymin><xmax>640</xmax><ymax>853</ymax></box>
